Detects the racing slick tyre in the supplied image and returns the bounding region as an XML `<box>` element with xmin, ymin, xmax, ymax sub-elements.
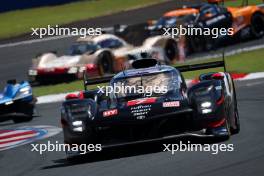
<box><xmin>13</xmin><ymin>115</ymin><xmax>33</xmax><ymax>123</ymax></box>
<box><xmin>189</xmin><ymin>35</ymin><xmax>205</xmax><ymax>53</ymax></box>
<box><xmin>231</xmin><ymin>110</ymin><xmax>240</xmax><ymax>134</ymax></box>
<box><xmin>98</xmin><ymin>51</ymin><xmax>113</xmax><ymax>76</ymax></box>
<box><xmin>222</xmin><ymin>119</ymin><xmax>231</xmax><ymax>140</ymax></box>
<box><xmin>204</xmin><ymin>36</ymin><xmax>216</xmax><ymax>51</ymax></box>
<box><xmin>230</xmin><ymin>80</ymin><xmax>240</xmax><ymax>134</ymax></box>
<box><xmin>251</xmin><ymin>12</ymin><xmax>264</xmax><ymax>38</ymax></box>
<box><xmin>206</xmin><ymin>118</ymin><xmax>231</xmax><ymax>141</ymax></box>
<box><xmin>164</xmin><ymin>39</ymin><xmax>178</xmax><ymax>64</ymax></box>
<box><xmin>13</xmin><ymin>107</ymin><xmax>34</xmax><ymax>123</ymax></box>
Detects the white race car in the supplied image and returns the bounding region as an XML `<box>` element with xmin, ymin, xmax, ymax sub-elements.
<box><xmin>28</xmin><ymin>34</ymin><xmax>178</xmax><ymax>83</ymax></box>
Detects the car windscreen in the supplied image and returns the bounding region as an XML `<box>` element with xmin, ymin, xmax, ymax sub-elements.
<box><xmin>156</xmin><ymin>16</ymin><xmax>178</xmax><ymax>27</ymax></box>
<box><xmin>111</xmin><ymin>71</ymin><xmax>181</xmax><ymax>100</ymax></box>
<box><xmin>199</xmin><ymin>4</ymin><xmax>219</xmax><ymax>20</ymax></box>
<box><xmin>68</xmin><ymin>42</ymin><xmax>100</xmax><ymax>55</ymax></box>
<box><xmin>97</xmin><ymin>39</ymin><xmax>124</xmax><ymax>49</ymax></box>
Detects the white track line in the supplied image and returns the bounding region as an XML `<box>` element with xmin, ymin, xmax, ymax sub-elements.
<box><xmin>0</xmin><ymin>27</ymin><xmax>114</xmax><ymax>49</ymax></box>
<box><xmin>0</xmin><ymin>35</ymin><xmax>72</xmax><ymax>49</ymax></box>
<box><xmin>190</xmin><ymin>44</ymin><xmax>264</xmax><ymax>61</ymax></box>
<box><xmin>37</xmin><ymin>91</ymin><xmax>78</xmax><ymax>104</ymax></box>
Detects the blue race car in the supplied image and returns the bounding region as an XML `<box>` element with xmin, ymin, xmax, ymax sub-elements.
<box><xmin>0</xmin><ymin>80</ymin><xmax>36</xmax><ymax>123</ymax></box>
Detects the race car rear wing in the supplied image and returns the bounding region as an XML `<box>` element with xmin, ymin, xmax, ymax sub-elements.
<box><xmin>83</xmin><ymin>59</ymin><xmax>226</xmax><ymax>87</ymax></box>
<box><xmin>176</xmin><ymin>60</ymin><xmax>226</xmax><ymax>72</ymax></box>
<box><xmin>84</xmin><ymin>74</ymin><xmax>114</xmax><ymax>88</ymax></box>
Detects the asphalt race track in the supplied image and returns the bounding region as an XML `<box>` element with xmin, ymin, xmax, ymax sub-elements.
<box><xmin>1</xmin><ymin>78</ymin><xmax>264</xmax><ymax>176</ymax></box>
<box><xmin>0</xmin><ymin>0</ymin><xmax>264</xmax><ymax>87</ymax></box>
<box><xmin>0</xmin><ymin>0</ymin><xmax>199</xmax><ymax>87</ymax></box>
<box><xmin>1</xmin><ymin>0</ymin><xmax>264</xmax><ymax>175</ymax></box>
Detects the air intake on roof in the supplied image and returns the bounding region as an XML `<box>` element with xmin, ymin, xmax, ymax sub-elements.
<box><xmin>132</xmin><ymin>59</ymin><xmax>158</xmax><ymax>69</ymax></box>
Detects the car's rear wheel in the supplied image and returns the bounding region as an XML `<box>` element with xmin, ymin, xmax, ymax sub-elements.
<box><xmin>98</xmin><ymin>52</ymin><xmax>113</xmax><ymax>76</ymax></box>
<box><xmin>164</xmin><ymin>39</ymin><xmax>178</xmax><ymax>64</ymax></box>
<box><xmin>189</xmin><ymin>35</ymin><xmax>205</xmax><ymax>53</ymax></box>
<box><xmin>204</xmin><ymin>36</ymin><xmax>216</xmax><ymax>51</ymax></box>
<box><xmin>251</xmin><ymin>12</ymin><xmax>264</xmax><ymax>38</ymax></box>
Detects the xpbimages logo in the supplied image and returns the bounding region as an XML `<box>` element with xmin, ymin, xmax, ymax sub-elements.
<box><xmin>97</xmin><ymin>83</ymin><xmax>168</xmax><ymax>97</ymax></box>
<box><xmin>31</xmin><ymin>141</ymin><xmax>102</xmax><ymax>155</ymax></box>
<box><xmin>31</xmin><ymin>25</ymin><xmax>102</xmax><ymax>38</ymax></box>
<box><xmin>163</xmin><ymin>141</ymin><xmax>234</xmax><ymax>155</ymax></box>
<box><xmin>163</xmin><ymin>25</ymin><xmax>234</xmax><ymax>39</ymax></box>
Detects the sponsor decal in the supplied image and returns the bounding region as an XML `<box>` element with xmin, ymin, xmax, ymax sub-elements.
<box><xmin>163</xmin><ymin>101</ymin><xmax>180</xmax><ymax>108</ymax></box>
<box><xmin>0</xmin><ymin>125</ymin><xmax>61</xmax><ymax>151</ymax></box>
<box><xmin>206</xmin><ymin>15</ymin><xmax>226</xmax><ymax>26</ymax></box>
<box><xmin>131</xmin><ymin>105</ymin><xmax>152</xmax><ymax>119</ymax></box>
<box><xmin>103</xmin><ymin>109</ymin><xmax>118</xmax><ymax>117</ymax></box>
<box><xmin>127</xmin><ymin>97</ymin><xmax>157</xmax><ymax>107</ymax></box>
<box><xmin>215</xmin><ymin>86</ymin><xmax>222</xmax><ymax>90</ymax></box>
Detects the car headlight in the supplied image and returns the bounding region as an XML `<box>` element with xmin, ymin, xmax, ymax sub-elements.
<box><xmin>79</xmin><ymin>66</ymin><xmax>86</xmax><ymax>73</ymax></box>
<box><xmin>28</xmin><ymin>69</ymin><xmax>37</xmax><ymax>76</ymax></box>
<box><xmin>73</xmin><ymin>127</ymin><xmax>84</xmax><ymax>132</ymax></box>
<box><xmin>200</xmin><ymin>101</ymin><xmax>212</xmax><ymax>114</ymax></box>
<box><xmin>72</xmin><ymin>120</ymin><xmax>83</xmax><ymax>126</ymax></box>
<box><xmin>202</xmin><ymin>109</ymin><xmax>212</xmax><ymax>114</ymax></box>
<box><xmin>68</xmin><ymin>67</ymin><xmax>78</xmax><ymax>74</ymax></box>
<box><xmin>72</xmin><ymin>120</ymin><xmax>84</xmax><ymax>132</ymax></box>
<box><xmin>15</xmin><ymin>86</ymin><xmax>32</xmax><ymax>99</ymax></box>
<box><xmin>201</xmin><ymin>102</ymin><xmax>212</xmax><ymax>108</ymax></box>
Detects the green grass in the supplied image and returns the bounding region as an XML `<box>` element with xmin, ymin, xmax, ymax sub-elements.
<box><xmin>177</xmin><ymin>49</ymin><xmax>264</xmax><ymax>79</ymax></box>
<box><xmin>0</xmin><ymin>0</ymin><xmax>165</xmax><ymax>39</ymax></box>
<box><xmin>1</xmin><ymin>0</ymin><xmax>263</xmax><ymax>39</ymax></box>
<box><xmin>33</xmin><ymin>81</ymin><xmax>105</xmax><ymax>97</ymax></box>
<box><xmin>224</xmin><ymin>0</ymin><xmax>263</xmax><ymax>6</ymax></box>
<box><xmin>33</xmin><ymin>48</ymin><xmax>264</xmax><ymax>97</ymax></box>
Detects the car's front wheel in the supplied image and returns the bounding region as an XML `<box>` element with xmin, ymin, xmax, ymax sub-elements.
<box><xmin>13</xmin><ymin>103</ymin><xmax>34</xmax><ymax>123</ymax></box>
<box><xmin>231</xmin><ymin>110</ymin><xmax>240</xmax><ymax>134</ymax></box>
<box><xmin>13</xmin><ymin>115</ymin><xmax>33</xmax><ymax>123</ymax></box>
<box><xmin>98</xmin><ymin>52</ymin><xmax>113</xmax><ymax>76</ymax></box>
<box><xmin>164</xmin><ymin>39</ymin><xmax>178</xmax><ymax>64</ymax></box>
<box><xmin>251</xmin><ymin>12</ymin><xmax>264</xmax><ymax>38</ymax></box>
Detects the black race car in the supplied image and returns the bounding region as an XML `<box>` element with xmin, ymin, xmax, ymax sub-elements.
<box><xmin>61</xmin><ymin>59</ymin><xmax>240</xmax><ymax>158</ymax></box>
<box><xmin>144</xmin><ymin>1</ymin><xmax>264</xmax><ymax>56</ymax></box>
<box><xmin>184</xmin><ymin>2</ymin><xmax>264</xmax><ymax>52</ymax></box>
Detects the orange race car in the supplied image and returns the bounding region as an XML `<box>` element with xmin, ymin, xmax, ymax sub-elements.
<box><xmin>175</xmin><ymin>0</ymin><xmax>264</xmax><ymax>53</ymax></box>
<box><xmin>148</xmin><ymin>0</ymin><xmax>264</xmax><ymax>55</ymax></box>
